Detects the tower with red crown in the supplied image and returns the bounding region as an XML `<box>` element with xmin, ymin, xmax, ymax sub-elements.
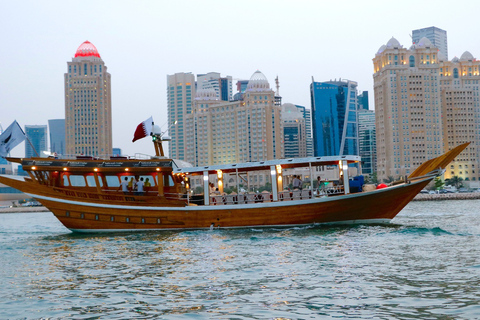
<box><xmin>64</xmin><ymin>41</ymin><xmax>112</xmax><ymax>157</ymax></box>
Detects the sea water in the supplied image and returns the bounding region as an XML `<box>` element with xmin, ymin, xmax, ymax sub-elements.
<box><xmin>1</xmin><ymin>200</ymin><xmax>480</xmax><ymax>319</ymax></box>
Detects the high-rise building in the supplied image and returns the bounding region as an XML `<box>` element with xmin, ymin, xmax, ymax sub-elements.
<box><xmin>48</xmin><ymin>119</ymin><xmax>65</xmax><ymax>155</ymax></box>
<box><xmin>373</xmin><ymin>37</ymin><xmax>443</xmax><ymax>180</ymax></box>
<box><xmin>358</xmin><ymin>91</ymin><xmax>369</xmax><ymax>111</ymax></box>
<box><xmin>25</xmin><ymin>125</ymin><xmax>47</xmax><ymax>158</ymax></box>
<box><xmin>439</xmin><ymin>51</ymin><xmax>480</xmax><ymax>183</ymax></box>
<box><xmin>281</xmin><ymin>103</ymin><xmax>307</xmax><ymax>158</ymax></box>
<box><xmin>358</xmin><ymin>110</ymin><xmax>376</xmax><ymax>175</ymax></box>
<box><xmin>297</xmin><ymin>105</ymin><xmax>314</xmax><ymax>157</ymax></box>
<box><xmin>112</xmin><ymin>147</ymin><xmax>122</xmax><ymax>156</ymax></box>
<box><xmin>65</xmin><ymin>41</ymin><xmax>112</xmax><ymax>157</ymax></box>
<box><xmin>310</xmin><ymin>79</ymin><xmax>359</xmax><ymax>157</ymax></box>
<box><xmin>412</xmin><ymin>26</ymin><xmax>448</xmax><ymax>60</ymax></box>
<box><xmin>184</xmin><ymin>70</ymin><xmax>283</xmax><ymax>166</ymax></box>
<box><xmin>197</xmin><ymin>72</ymin><xmax>232</xmax><ymax>101</ymax></box>
<box><xmin>167</xmin><ymin>72</ymin><xmax>195</xmax><ymax>160</ymax></box>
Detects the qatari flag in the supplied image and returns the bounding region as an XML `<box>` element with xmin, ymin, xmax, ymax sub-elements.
<box><xmin>132</xmin><ymin>116</ymin><xmax>153</xmax><ymax>142</ymax></box>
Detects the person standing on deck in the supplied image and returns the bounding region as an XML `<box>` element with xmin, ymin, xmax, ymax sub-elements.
<box><xmin>119</xmin><ymin>177</ymin><xmax>129</xmax><ymax>194</ymax></box>
<box><xmin>135</xmin><ymin>177</ymin><xmax>144</xmax><ymax>196</ymax></box>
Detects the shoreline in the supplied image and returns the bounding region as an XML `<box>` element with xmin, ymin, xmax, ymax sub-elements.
<box><xmin>413</xmin><ymin>192</ymin><xmax>480</xmax><ymax>201</ymax></box>
<box><xmin>0</xmin><ymin>206</ymin><xmax>50</xmax><ymax>214</ymax></box>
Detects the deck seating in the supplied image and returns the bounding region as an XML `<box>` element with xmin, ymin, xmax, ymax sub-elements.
<box><xmin>301</xmin><ymin>189</ymin><xmax>311</xmax><ymax>199</ymax></box>
<box><xmin>279</xmin><ymin>191</ymin><xmax>291</xmax><ymax>201</ymax></box>
<box><xmin>225</xmin><ymin>194</ymin><xmax>237</xmax><ymax>205</ymax></box>
<box><xmin>261</xmin><ymin>191</ymin><xmax>271</xmax><ymax>202</ymax></box>
<box><xmin>246</xmin><ymin>193</ymin><xmax>256</xmax><ymax>204</ymax></box>
<box><xmin>237</xmin><ymin>194</ymin><xmax>245</xmax><ymax>204</ymax></box>
<box><xmin>292</xmin><ymin>190</ymin><xmax>302</xmax><ymax>200</ymax></box>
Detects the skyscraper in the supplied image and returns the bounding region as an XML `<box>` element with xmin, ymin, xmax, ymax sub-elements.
<box><xmin>358</xmin><ymin>91</ymin><xmax>369</xmax><ymax>111</ymax></box>
<box><xmin>412</xmin><ymin>26</ymin><xmax>448</xmax><ymax>60</ymax></box>
<box><xmin>197</xmin><ymin>72</ymin><xmax>233</xmax><ymax>101</ymax></box>
<box><xmin>25</xmin><ymin>125</ymin><xmax>47</xmax><ymax>158</ymax></box>
<box><xmin>439</xmin><ymin>51</ymin><xmax>480</xmax><ymax>184</ymax></box>
<box><xmin>310</xmin><ymin>79</ymin><xmax>359</xmax><ymax>157</ymax></box>
<box><xmin>65</xmin><ymin>41</ymin><xmax>112</xmax><ymax>157</ymax></box>
<box><xmin>373</xmin><ymin>37</ymin><xmax>443</xmax><ymax>180</ymax></box>
<box><xmin>48</xmin><ymin>119</ymin><xmax>65</xmax><ymax>155</ymax></box>
<box><xmin>167</xmin><ymin>72</ymin><xmax>195</xmax><ymax>160</ymax></box>
<box><xmin>358</xmin><ymin>110</ymin><xmax>376</xmax><ymax>175</ymax></box>
<box><xmin>281</xmin><ymin>103</ymin><xmax>307</xmax><ymax>158</ymax></box>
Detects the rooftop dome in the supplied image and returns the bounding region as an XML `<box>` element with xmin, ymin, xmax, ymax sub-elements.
<box><xmin>417</xmin><ymin>37</ymin><xmax>432</xmax><ymax>48</ymax></box>
<box><xmin>452</xmin><ymin>56</ymin><xmax>460</xmax><ymax>63</ymax></box>
<box><xmin>246</xmin><ymin>70</ymin><xmax>270</xmax><ymax>91</ymax></box>
<box><xmin>386</xmin><ymin>37</ymin><xmax>401</xmax><ymax>49</ymax></box>
<box><xmin>195</xmin><ymin>87</ymin><xmax>218</xmax><ymax>101</ymax></box>
<box><xmin>74</xmin><ymin>41</ymin><xmax>101</xmax><ymax>58</ymax></box>
<box><xmin>437</xmin><ymin>51</ymin><xmax>447</xmax><ymax>62</ymax></box>
<box><xmin>460</xmin><ymin>51</ymin><xmax>474</xmax><ymax>61</ymax></box>
<box><xmin>377</xmin><ymin>44</ymin><xmax>387</xmax><ymax>55</ymax></box>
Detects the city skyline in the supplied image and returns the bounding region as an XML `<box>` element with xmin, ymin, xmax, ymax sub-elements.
<box><xmin>1</xmin><ymin>1</ymin><xmax>480</xmax><ymax>158</ymax></box>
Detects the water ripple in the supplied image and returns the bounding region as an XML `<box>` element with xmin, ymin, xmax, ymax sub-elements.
<box><xmin>1</xmin><ymin>201</ymin><xmax>480</xmax><ymax>318</ymax></box>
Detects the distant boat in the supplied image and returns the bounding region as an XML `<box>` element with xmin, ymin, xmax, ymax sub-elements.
<box><xmin>0</xmin><ymin>137</ymin><xmax>469</xmax><ymax>233</ymax></box>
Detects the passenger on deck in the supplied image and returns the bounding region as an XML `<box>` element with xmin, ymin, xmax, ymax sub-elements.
<box><xmin>119</xmin><ymin>177</ymin><xmax>129</xmax><ymax>194</ymax></box>
<box><xmin>135</xmin><ymin>177</ymin><xmax>144</xmax><ymax>196</ymax></box>
<box><xmin>128</xmin><ymin>177</ymin><xmax>135</xmax><ymax>191</ymax></box>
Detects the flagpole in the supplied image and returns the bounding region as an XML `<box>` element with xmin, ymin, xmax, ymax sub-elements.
<box><xmin>26</xmin><ymin>136</ymin><xmax>40</xmax><ymax>157</ymax></box>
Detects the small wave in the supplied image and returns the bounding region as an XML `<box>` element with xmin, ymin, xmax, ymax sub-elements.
<box><xmin>396</xmin><ymin>226</ymin><xmax>453</xmax><ymax>236</ymax></box>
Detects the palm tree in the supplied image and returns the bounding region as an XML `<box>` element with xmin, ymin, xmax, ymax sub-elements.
<box><xmin>445</xmin><ymin>176</ymin><xmax>463</xmax><ymax>189</ymax></box>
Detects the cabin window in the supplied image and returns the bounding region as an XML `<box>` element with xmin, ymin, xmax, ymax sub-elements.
<box><xmin>110</xmin><ymin>216</ymin><xmax>114</xmax><ymax>222</ymax></box>
<box><xmin>69</xmin><ymin>175</ymin><xmax>86</xmax><ymax>187</ymax></box>
<box><xmin>95</xmin><ymin>215</ymin><xmax>99</xmax><ymax>220</ymax></box>
<box><xmin>126</xmin><ymin>217</ymin><xmax>130</xmax><ymax>223</ymax></box>
<box><xmin>66</xmin><ymin>211</ymin><xmax>70</xmax><ymax>217</ymax></box>
<box><xmin>106</xmin><ymin>176</ymin><xmax>121</xmax><ymax>187</ymax></box>
<box><xmin>163</xmin><ymin>174</ymin><xmax>175</xmax><ymax>186</ymax></box>
<box><xmin>62</xmin><ymin>175</ymin><xmax>70</xmax><ymax>186</ymax></box>
<box><xmin>86</xmin><ymin>175</ymin><xmax>101</xmax><ymax>187</ymax></box>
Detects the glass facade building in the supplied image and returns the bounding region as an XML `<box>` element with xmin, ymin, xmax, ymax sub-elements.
<box><xmin>25</xmin><ymin>125</ymin><xmax>48</xmax><ymax>158</ymax></box>
<box><xmin>48</xmin><ymin>119</ymin><xmax>65</xmax><ymax>155</ymax></box>
<box><xmin>358</xmin><ymin>110</ymin><xmax>376</xmax><ymax>175</ymax></box>
<box><xmin>412</xmin><ymin>26</ymin><xmax>448</xmax><ymax>59</ymax></box>
<box><xmin>310</xmin><ymin>80</ymin><xmax>359</xmax><ymax>157</ymax></box>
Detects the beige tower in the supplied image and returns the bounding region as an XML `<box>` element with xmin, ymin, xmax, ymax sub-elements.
<box><xmin>65</xmin><ymin>41</ymin><xmax>112</xmax><ymax>157</ymax></box>
<box><xmin>373</xmin><ymin>37</ymin><xmax>443</xmax><ymax>180</ymax></box>
<box><xmin>440</xmin><ymin>51</ymin><xmax>480</xmax><ymax>185</ymax></box>
<box><xmin>185</xmin><ymin>70</ymin><xmax>284</xmax><ymax>166</ymax></box>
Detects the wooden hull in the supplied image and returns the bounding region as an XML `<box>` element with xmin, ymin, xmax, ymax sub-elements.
<box><xmin>0</xmin><ymin>174</ymin><xmax>432</xmax><ymax>232</ymax></box>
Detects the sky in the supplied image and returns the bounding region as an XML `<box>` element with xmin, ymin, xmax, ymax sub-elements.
<box><xmin>1</xmin><ymin>0</ymin><xmax>480</xmax><ymax>158</ymax></box>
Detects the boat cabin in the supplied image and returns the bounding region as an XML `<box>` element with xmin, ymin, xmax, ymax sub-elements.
<box><xmin>176</xmin><ymin>155</ymin><xmax>363</xmax><ymax>206</ymax></box>
<box><xmin>12</xmin><ymin>154</ymin><xmax>363</xmax><ymax>207</ymax></box>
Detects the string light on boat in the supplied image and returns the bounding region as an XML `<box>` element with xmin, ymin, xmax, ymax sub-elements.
<box><xmin>31</xmin><ymin>166</ymin><xmax>36</xmax><ymax>170</ymax></box>
<box><xmin>276</xmin><ymin>164</ymin><xmax>282</xmax><ymax>174</ymax></box>
<box><xmin>125</xmin><ymin>168</ymin><xmax>129</xmax><ymax>172</ymax></box>
<box><xmin>63</xmin><ymin>167</ymin><xmax>68</xmax><ymax>171</ymax></box>
<box><xmin>156</xmin><ymin>168</ymin><xmax>160</xmax><ymax>171</ymax></box>
<box><xmin>94</xmin><ymin>168</ymin><xmax>99</xmax><ymax>172</ymax></box>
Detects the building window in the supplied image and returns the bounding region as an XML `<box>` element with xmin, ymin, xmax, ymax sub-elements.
<box><xmin>454</xmin><ymin>68</ymin><xmax>459</xmax><ymax>78</ymax></box>
<box><xmin>409</xmin><ymin>56</ymin><xmax>415</xmax><ymax>67</ymax></box>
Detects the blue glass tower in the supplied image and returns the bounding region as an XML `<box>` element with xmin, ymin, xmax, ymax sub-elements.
<box><xmin>310</xmin><ymin>80</ymin><xmax>359</xmax><ymax>157</ymax></box>
<box><xmin>25</xmin><ymin>125</ymin><xmax>48</xmax><ymax>158</ymax></box>
<box><xmin>48</xmin><ymin>119</ymin><xmax>65</xmax><ymax>155</ymax></box>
